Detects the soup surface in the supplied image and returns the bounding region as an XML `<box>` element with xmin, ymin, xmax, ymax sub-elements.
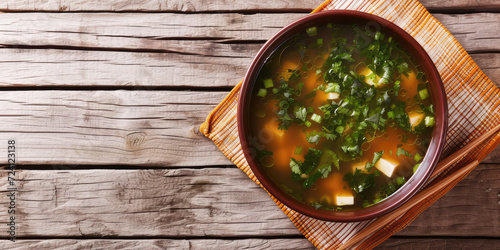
<box><xmin>248</xmin><ymin>23</ymin><xmax>436</xmax><ymax>211</ymax></box>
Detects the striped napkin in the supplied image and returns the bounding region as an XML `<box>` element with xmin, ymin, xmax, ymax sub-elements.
<box><xmin>200</xmin><ymin>0</ymin><xmax>500</xmax><ymax>248</ymax></box>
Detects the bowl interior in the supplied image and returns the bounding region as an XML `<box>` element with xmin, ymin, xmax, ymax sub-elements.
<box><xmin>237</xmin><ymin>10</ymin><xmax>448</xmax><ymax>222</ymax></box>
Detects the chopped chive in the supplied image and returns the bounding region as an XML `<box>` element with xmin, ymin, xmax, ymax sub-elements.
<box><xmin>306</xmin><ymin>26</ymin><xmax>318</xmax><ymax>36</ymax></box>
<box><xmin>393</xmin><ymin>80</ymin><xmax>401</xmax><ymax>96</ymax></box>
<box><xmin>253</xmin><ymin>108</ymin><xmax>265</xmax><ymax>118</ymax></box>
<box><xmin>294</xmin><ymin>147</ymin><xmax>303</xmax><ymax>155</ymax></box>
<box><xmin>425</xmin><ymin>116</ymin><xmax>435</xmax><ymax>127</ymax></box>
<box><xmin>388</xmin><ymin>36</ymin><xmax>392</xmax><ymax>42</ymax></box>
<box><xmin>304</xmin><ymin>121</ymin><xmax>312</xmax><ymax>127</ymax></box>
<box><xmin>396</xmin><ymin>176</ymin><xmax>406</xmax><ymax>186</ymax></box>
<box><xmin>418</xmin><ymin>89</ymin><xmax>429</xmax><ymax>100</ymax></box>
<box><xmin>327</xmin><ymin>23</ymin><xmax>332</xmax><ymax>29</ymax></box>
<box><xmin>387</xmin><ymin>111</ymin><xmax>395</xmax><ymax>119</ymax></box>
<box><xmin>362</xmin><ymin>200</ymin><xmax>371</xmax><ymax>208</ymax></box>
<box><xmin>335</xmin><ymin>126</ymin><xmax>344</xmax><ymax>134</ymax></box>
<box><xmin>325</xmin><ymin>83</ymin><xmax>341</xmax><ymax>93</ymax></box>
<box><xmin>414</xmin><ymin>153</ymin><xmax>422</xmax><ymax>162</ymax></box>
<box><xmin>413</xmin><ymin>163</ymin><xmax>421</xmax><ymax>173</ymax></box>
<box><xmin>374</xmin><ymin>32</ymin><xmax>384</xmax><ymax>41</ymax></box>
<box><xmin>311</xmin><ymin>113</ymin><xmax>322</xmax><ymax>123</ymax></box>
<box><xmin>263</xmin><ymin>78</ymin><xmax>274</xmax><ymax>88</ymax></box>
<box><xmin>272</xmin><ymin>88</ymin><xmax>278</xmax><ymax>94</ymax></box>
<box><xmin>262</xmin><ymin>155</ymin><xmax>275</xmax><ymax>168</ymax></box>
<box><xmin>257</xmin><ymin>88</ymin><xmax>267</xmax><ymax>97</ymax></box>
<box><xmin>373</xmin><ymin>198</ymin><xmax>383</xmax><ymax>204</ymax></box>
<box><xmin>317</xmin><ymin>38</ymin><xmax>323</xmax><ymax>46</ymax></box>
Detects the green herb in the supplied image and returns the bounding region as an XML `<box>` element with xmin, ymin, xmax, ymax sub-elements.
<box><xmin>392</xmin><ymin>101</ymin><xmax>412</xmax><ymax>131</ymax></box>
<box><xmin>397</xmin><ymin>147</ymin><xmax>412</xmax><ymax>157</ymax></box>
<box><xmin>257</xmin><ymin>88</ymin><xmax>267</xmax><ymax>97</ymax></box>
<box><xmin>419</xmin><ymin>88</ymin><xmax>429</xmax><ymax>100</ymax></box>
<box><xmin>294</xmin><ymin>106</ymin><xmax>307</xmax><ymax>122</ymax></box>
<box><xmin>311</xmin><ymin>113</ymin><xmax>322</xmax><ymax>123</ymax></box>
<box><xmin>414</xmin><ymin>153</ymin><xmax>422</xmax><ymax>162</ymax></box>
<box><xmin>365</xmin><ymin>151</ymin><xmax>384</xmax><ymax>171</ymax></box>
<box><xmin>425</xmin><ymin>116</ymin><xmax>435</xmax><ymax>127</ymax></box>
<box><xmin>290</xmin><ymin>158</ymin><xmax>302</xmax><ymax>175</ymax></box>
<box><xmin>393</xmin><ymin>80</ymin><xmax>401</xmax><ymax>96</ymax></box>
<box><xmin>306</xmin><ymin>132</ymin><xmax>321</xmax><ymax>144</ymax></box>
<box><xmin>396</xmin><ymin>176</ymin><xmax>406</xmax><ymax>186</ymax></box>
<box><xmin>306</xmin><ymin>26</ymin><xmax>318</xmax><ymax>36</ymax></box>
<box><xmin>413</xmin><ymin>163</ymin><xmax>421</xmax><ymax>173</ymax></box>
<box><xmin>263</xmin><ymin>78</ymin><xmax>274</xmax><ymax>88</ymax></box>
<box><xmin>294</xmin><ymin>147</ymin><xmax>303</xmax><ymax>155</ymax></box>
<box><xmin>343</xmin><ymin>169</ymin><xmax>375</xmax><ymax>195</ymax></box>
<box><xmin>325</xmin><ymin>83</ymin><xmax>341</xmax><ymax>93</ymax></box>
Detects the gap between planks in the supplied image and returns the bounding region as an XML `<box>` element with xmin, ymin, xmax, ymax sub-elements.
<box><xmin>0</xmin><ymin>90</ymin><xmax>498</xmax><ymax>167</ymax></box>
<box><xmin>0</xmin><ymin>165</ymin><xmax>499</xmax><ymax>238</ymax></box>
<box><xmin>0</xmin><ymin>0</ymin><xmax>499</xmax><ymax>13</ymax></box>
<box><xmin>0</xmin><ymin>12</ymin><xmax>497</xmax><ymax>53</ymax></box>
<box><xmin>1</xmin><ymin>237</ymin><xmax>500</xmax><ymax>249</ymax></box>
<box><xmin>0</xmin><ymin>13</ymin><xmax>498</xmax><ymax>88</ymax></box>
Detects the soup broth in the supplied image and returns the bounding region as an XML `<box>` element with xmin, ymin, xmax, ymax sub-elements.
<box><xmin>248</xmin><ymin>24</ymin><xmax>435</xmax><ymax>211</ymax></box>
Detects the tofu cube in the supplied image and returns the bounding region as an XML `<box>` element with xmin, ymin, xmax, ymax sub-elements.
<box><xmin>327</xmin><ymin>92</ymin><xmax>340</xmax><ymax>101</ymax></box>
<box><xmin>409</xmin><ymin>112</ymin><xmax>425</xmax><ymax>128</ymax></box>
<box><xmin>375</xmin><ymin>158</ymin><xmax>398</xmax><ymax>178</ymax></box>
<box><xmin>263</xmin><ymin>119</ymin><xmax>285</xmax><ymax>137</ymax></box>
<box><xmin>336</xmin><ymin>195</ymin><xmax>354</xmax><ymax>206</ymax></box>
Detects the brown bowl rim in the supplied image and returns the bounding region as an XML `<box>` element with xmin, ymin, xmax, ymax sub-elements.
<box><xmin>237</xmin><ymin>10</ymin><xmax>448</xmax><ymax>222</ymax></box>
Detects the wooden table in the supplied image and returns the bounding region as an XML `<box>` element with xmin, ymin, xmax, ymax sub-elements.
<box><xmin>0</xmin><ymin>0</ymin><xmax>499</xmax><ymax>249</ymax></box>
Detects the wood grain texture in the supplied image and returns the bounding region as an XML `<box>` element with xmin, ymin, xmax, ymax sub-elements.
<box><xmin>0</xmin><ymin>169</ymin><xmax>299</xmax><ymax>237</ymax></box>
<box><xmin>0</xmin><ymin>48</ymin><xmax>251</xmax><ymax>87</ymax></box>
<box><xmin>0</xmin><ymin>0</ymin><xmax>498</xmax><ymax>12</ymax></box>
<box><xmin>0</xmin><ymin>90</ymin><xmax>498</xmax><ymax>167</ymax></box>
<box><xmin>433</xmin><ymin>13</ymin><xmax>500</xmax><ymax>53</ymax></box>
<box><xmin>376</xmin><ymin>237</ymin><xmax>500</xmax><ymax>249</ymax></box>
<box><xmin>0</xmin><ymin>13</ymin><xmax>497</xmax><ymax>53</ymax></box>
<box><xmin>0</xmin><ymin>90</ymin><xmax>232</xmax><ymax>166</ymax></box>
<box><xmin>1</xmin><ymin>238</ymin><xmax>499</xmax><ymax>249</ymax></box>
<box><xmin>0</xmin><ymin>239</ymin><xmax>315</xmax><ymax>250</ymax></box>
<box><xmin>0</xmin><ymin>13</ymin><xmax>498</xmax><ymax>87</ymax></box>
<box><xmin>1</xmin><ymin>164</ymin><xmax>499</xmax><ymax>238</ymax></box>
<box><xmin>0</xmin><ymin>51</ymin><xmax>496</xmax><ymax>88</ymax></box>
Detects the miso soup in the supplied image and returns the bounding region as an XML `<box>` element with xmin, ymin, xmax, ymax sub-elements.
<box><xmin>248</xmin><ymin>24</ymin><xmax>435</xmax><ymax>211</ymax></box>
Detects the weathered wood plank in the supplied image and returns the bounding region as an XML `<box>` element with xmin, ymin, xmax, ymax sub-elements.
<box><xmin>0</xmin><ymin>239</ymin><xmax>315</xmax><ymax>250</ymax></box>
<box><xmin>1</xmin><ymin>164</ymin><xmax>499</xmax><ymax>237</ymax></box>
<box><xmin>397</xmin><ymin>163</ymin><xmax>500</xmax><ymax>237</ymax></box>
<box><xmin>0</xmin><ymin>0</ymin><xmax>498</xmax><ymax>12</ymax></box>
<box><xmin>0</xmin><ymin>49</ymin><xmax>497</xmax><ymax>88</ymax></box>
<box><xmin>0</xmin><ymin>48</ymin><xmax>251</xmax><ymax>87</ymax></box>
<box><xmin>0</xmin><ymin>90</ymin><xmax>498</xmax><ymax>167</ymax></box>
<box><xmin>433</xmin><ymin>13</ymin><xmax>500</xmax><ymax>53</ymax></box>
<box><xmin>483</xmin><ymin>143</ymin><xmax>500</xmax><ymax>164</ymax></box>
<box><xmin>376</xmin><ymin>237</ymin><xmax>500</xmax><ymax>249</ymax></box>
<box><xmin>0</xmin><ymin>90</ymin><xmax>232</xmax><ymax>166</ymax></box>
<box><xmin>0</xmin><ymin>13</ymin><xmax>498</xmax><ymax>87</ymax></box>
<box><xmin>0</xmin><ymin>168</ymin><xmax>299</xmax><ymax>237</ymax></box>
<box><xmin>1</xmin><ymin>238</ymin><xmax>499</xmax><ymax>249</ymax></box>
<box><xmin>0</xmin><ymin>13</ymin><xmax>497</xmax><ymax>53</ymax></box>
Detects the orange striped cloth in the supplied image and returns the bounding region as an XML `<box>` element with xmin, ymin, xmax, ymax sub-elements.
<box><xmin>200</xmin><ymin>0</ymin><xmax>500</xmax><ymax>248</ymax></box>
